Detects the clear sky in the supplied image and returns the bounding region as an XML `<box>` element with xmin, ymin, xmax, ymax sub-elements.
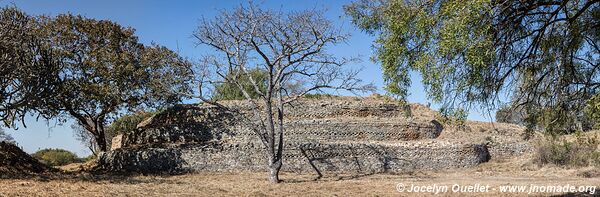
<box><xmin>1</xmin><ymin>0</ymin><xmax>497</xmax><ymax>157</ymax></box>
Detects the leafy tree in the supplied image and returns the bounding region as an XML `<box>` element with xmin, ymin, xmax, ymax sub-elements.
<box><xmin>498</xmin><ymin>102</ymin><xmax>594</xmax><ymax>134</ymax></box>
<box><xmin>105</xmin><ymin>111</ymin><xmax>156</xmax><ymax>137</ymax></box>
<box><xmin>73</xmin><ymin>111</ymin><xmax>155</xmax><ymax>155</ymax></box>
<box><xmin>0</xmin><ymin>6</ymin><xmax>60</xmax><ymax>127</ymax></box>
<box><xmin>212</xmin><ymin>68</ymin><xmax>268</xmax><ymax>100</ymax></box>
<box><xmin>346</xmin><ymin>0</ymin><xmax>600</xmax><ymax>133</ymax></box>
<box><xmin>39</xmin><ymin>14</ymin><xmax>193</xmax><ymax>151</ymax></box>
<box><xmin>32</xmin><ymin>148</ymin><xmax>81</xmax><ymax>166</ymax></box>
<box><xmin>584</xmin><ymin>93</ymin><xmax>600</xmax><ymax>129</ymax></box>
<box><xmin>439</xmin><ymin>107</ymin><xmax>468</xmax><ymax>125</ymax></box>
<box><xmin>193</xmin><ymin>5</ymin><xmax>374</xmax><ymax>183</ymax></box>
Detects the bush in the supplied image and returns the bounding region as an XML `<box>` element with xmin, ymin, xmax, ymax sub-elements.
<box><xmin>437</xmin><ymin>107</ymin><xmax>468</xmax><ymax>127</ymax></box>
<box><xmin>212</xmin><ymin>68</ymin><xmax>268</xmax><ymax>101</ymax></box>
<box><xmin>534</xmin><ymin>133</ymin><xmax>600</xmax><ymax>167</ymax></box>
<box><xmin>32</xmin><ymin>148</ymin><xmax>82</xmax><ymax>166</ymax></box>
<box><xmin>303</xmin><ymin>93</ymin><xmax>335</xmax><ymax>99</ymax></box>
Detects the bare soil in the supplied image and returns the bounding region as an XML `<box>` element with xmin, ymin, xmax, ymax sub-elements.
<box><xmin>0</xmin><ymin>142</ymin><xmax>51</xmax><ymax>178</ymax></box>
<box><xmin>0</xmin><ymin>155</ymin><xmax>598</xmax><ymax>197</ymax></box>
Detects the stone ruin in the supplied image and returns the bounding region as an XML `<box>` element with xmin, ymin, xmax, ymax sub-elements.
<box><xmin>99</xmin><ymin>97</ymin><xmax>530</xmax><ymax>175</ymax></box>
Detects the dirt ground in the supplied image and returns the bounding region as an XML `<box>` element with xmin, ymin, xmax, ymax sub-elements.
<box><xmin>0</xmin><ymin>155</ymin><xmax>598</xmax><ymax>197</ymax></box>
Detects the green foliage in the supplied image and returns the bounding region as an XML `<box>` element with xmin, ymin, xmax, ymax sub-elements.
<box><xmin>1</xmin><ymin>8</ymin><xmax>194</xmax><ymax>151</ymax></box>
<box><xmin>32</xmin><ymin>148</ymin><xmax>81</xmax><ymax>166</ymax></box>
<box><xmin>535</xmin><ymin>133</ymin><xmax>600</xmax><ymax>167</ymax></box>
<box><xmin>535</xmin><ymin>107</ymin><xmax>578</xmax><ymax>135</ymax></box>
<box><xmin>41</xmin><ymin>14</ymin><xmax>193</xmax><ymax>113</ymax></box>
<box><xmin>345</xmin><ymin>0</ymin><xmax>494</xmax><ymax>102</ymax></box>
<box><xmin>0</xmin><ymin>6</ymin><xmax>61</xmax><ymax>127</ymax></box>
<box><xmin>81</xmin><ymin>154</ymin><xmax>96</xmax><ymax>162</ymax></box>
<box><xmin>438</xmin><ymin>107</ymin><xmax>467</xmax><ymax>126</ymax></box>
<box><xmin>585</xmin><ymin>94</ymin><xmax>600</xmax><ymax>129</ymax></box>
<box><xmin>212</xmin><ymin>69</ymin><xmax>268</xmax><ymax>100</ymax></box>
<box><xmin>105</xmin><ymin>111</ymin><xmax>156</xmax><ymax>138</ymax></box>
<box><xmin>346</xmin><ymin>0</ymin><xmax>600</xmax><ymax>134</ymax></box>
<box><xmin>37</xmin><ymin>13</ymin><xmax>192</xmax><ymax>151</ymax></box>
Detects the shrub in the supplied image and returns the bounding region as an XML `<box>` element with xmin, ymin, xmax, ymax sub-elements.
<box><xmin>436</xmin><ymin>107</ymin><xmax>468</xmax><ymax>127</ymax></box>
<box><xmin>534</xmin><ymin>133</ymin><xmax>600</xmax><ymax>167</ymax></box>
<box><xmin>303</xmin><ymin>93</ymin><xmax>335</xmax><ymax>99</ymax></box>
<box><xmin>212</xmin><ymin>68</ymin><xmax>268</xmax><ymax>101</ymax></box>
<box><xmin>32</xmin><ymin>148</ymin><xmax>82</xmax><ymax>166</ymax></box>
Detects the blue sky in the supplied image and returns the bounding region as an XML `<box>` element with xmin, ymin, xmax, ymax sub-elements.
<box><xmin>2</xmin><ymin>0</ymin><xmax>497</xmax><ymax>156</ymax></box>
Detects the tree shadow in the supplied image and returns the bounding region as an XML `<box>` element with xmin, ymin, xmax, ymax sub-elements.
<box><xmin>295</xmin><ymin>143</ymin><xmax>414</xmax><ymax>182</ymax></box>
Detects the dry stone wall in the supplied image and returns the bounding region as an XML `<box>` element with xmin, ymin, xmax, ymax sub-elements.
<box><xmin>100</xmin><ymin>97</ymin><xmax>525</xmax><ymax>174</ymax></box>
<box><xmin>100</xmin><ymin>142</ymin><xmax>490</xmax><ymax>174</ymax></box>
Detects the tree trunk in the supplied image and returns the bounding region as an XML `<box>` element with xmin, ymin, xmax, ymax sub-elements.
<box><xmin>85</xmin><ymin>118</ymin><xmax>108</xmax><ymax>152</ymax></box>
<box><xmin>95</xmin><ymin>127</ymin><xmax>108</xmax><ymax>152</ymax></box>
<box><xmin>268</xmin><ymin>159</ymin><xmax>282</xmax><ymax>183</ymax></box>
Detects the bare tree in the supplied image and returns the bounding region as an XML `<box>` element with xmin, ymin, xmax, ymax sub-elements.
<box><xmin>193</xmin><ymin>5</ymin><xmax>374</xmax><ymax>183</ymax></box>
<box><xmin>72</xmin><ymin>123</ymin><xmax>100</xmax><ymax>156</ymax></box>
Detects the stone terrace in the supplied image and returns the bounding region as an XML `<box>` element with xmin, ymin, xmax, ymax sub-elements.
<box><xmin>99</xmin><ymin>96</ymin><xmax>530</xmax><ymax>175</ymax></box>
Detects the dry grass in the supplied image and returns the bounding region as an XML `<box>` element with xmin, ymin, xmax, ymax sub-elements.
<box><xmin>0</xmin><ymin>156</ymin><xmax>598</xmax><ymax>197</ymax></box>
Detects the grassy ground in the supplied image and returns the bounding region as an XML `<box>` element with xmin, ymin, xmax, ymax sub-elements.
<box><xmin>0</xmin><ymin>156</ymin><xmax>598</xmax><ymax>197</ymax></box>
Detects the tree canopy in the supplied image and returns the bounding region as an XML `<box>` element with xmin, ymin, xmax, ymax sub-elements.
<box><xmin>0</xmin><ymin>7</ymin><xmax>60</xmax><ymax>128</ymax></box>
<box><xmin>346</xmin><ymin>0</ymin><xmax>600</xmax><ymax>133</ymax></box>
<box><xmin>0</xmin><ymin>6</ymin><xmax>194</xmax><ymax>151</ymax></box>
<box><xmin>39</xmin><ymin>14</ymin><xmax>193</xmax><ymax>151</ymax></box>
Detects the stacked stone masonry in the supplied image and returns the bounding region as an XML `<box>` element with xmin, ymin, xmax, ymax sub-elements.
<box><xmin>100</xmin><ymin>97</ymin><xmax>529</xmax><ymax>174</ymax></box>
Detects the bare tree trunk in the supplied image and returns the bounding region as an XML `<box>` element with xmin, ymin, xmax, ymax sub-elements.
<box><xmin>269</xmin><ymin>88</ymin><xmax>285</xmax><ymax>183</ymax></box>
<box><xmin>268</xmin><ymin>158</ymin><xmax>282</xmax><ymax>183</ymax></box>
<box><xmin>194</xmin><ymin>5</ymin><xmax>374</xmax><ymax>183</ymax></box>
<box><xmin>264</xmin><ymin>98</ymin><xmax>282</xmax><ymax>183</ymax></box>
